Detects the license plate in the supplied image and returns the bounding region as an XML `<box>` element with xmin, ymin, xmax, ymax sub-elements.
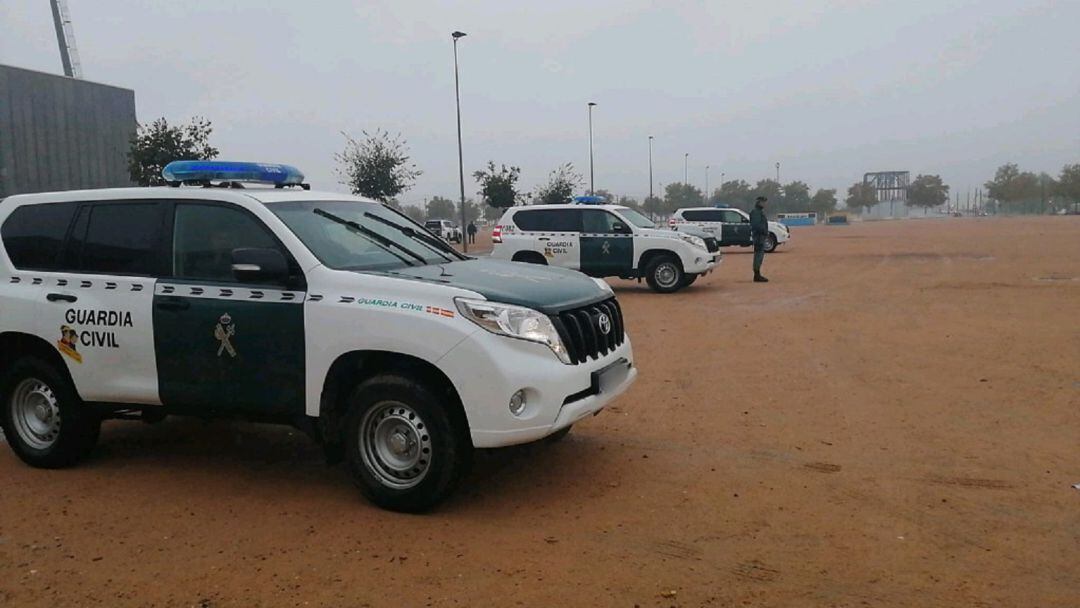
<box><xmin>594</xmin><ymin>359</ymin><xmax>631</xmax><ymax>394</ymax></box>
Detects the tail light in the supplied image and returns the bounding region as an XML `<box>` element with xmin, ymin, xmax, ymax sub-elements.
<box><xmin>492</xmin><ymin>225</ymin><xmax>502</xmax><ymax>243</ymax></box>
<box><xmin>668</xmin><ymin>218</ymin><xmax>676</xmax><ymax>228</ymax></box>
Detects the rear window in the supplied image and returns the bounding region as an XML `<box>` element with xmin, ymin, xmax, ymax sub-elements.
<box><xmin>682</xmin><ymin>210</ymin><xmax>722</xmax><ymax>222</ymax></box>
<box><xmin>513</xmin><ymin>209</ymin><xmax>580</xmax><ymax>232</ymax></box>
<box><xmin>1</xmin><ymin>203</ymin><xmax>78</xmax><ymax>270</ymax></box>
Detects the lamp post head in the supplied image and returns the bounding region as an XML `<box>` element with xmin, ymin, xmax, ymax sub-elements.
<box><xmin>452</xmin><ymin>31</ymin><xmax>467</xmax><ymax>39</ymax></box>
<box><xmin>587</xmin><ymin>101</ymin><xmax>597</xmax><ymax>107</ymax></box>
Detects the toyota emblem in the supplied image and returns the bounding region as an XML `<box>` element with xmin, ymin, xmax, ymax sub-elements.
<box><xmin>597</xmin><ymin>313</ymin><xmax>612</xmax><ymax>335</ymax></box>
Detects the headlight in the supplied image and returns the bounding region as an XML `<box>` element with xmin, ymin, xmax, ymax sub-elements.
<box><xmin>592</xmin><ymin>277</ymin><xmax>613</xmax><ymax>293</ymax></box>
<box><xmin>454</xmin><ymin>298</ymin><xmax>571</xmax><ymax>364</ymax></box>
<box><xmin>678</xmin><ymin>233</ymin><xmax>707</xmax><ymax>250</ymax></box>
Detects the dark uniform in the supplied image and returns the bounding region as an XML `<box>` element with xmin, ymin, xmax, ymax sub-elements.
<box><xmin>749</xmin><ymin>201</ymin><xmax>769</xmax><ymax>282</ymax></box>
<box><xmin>467</xmin><ymin>221</ymin><xmax>477</xmax><ymax>244</ymax></box>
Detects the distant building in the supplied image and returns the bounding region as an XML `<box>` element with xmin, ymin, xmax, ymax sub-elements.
<box><xmin>0</xmin><ymin>64</ymin><xmax>136</xmax><ymax>198</ymax></box>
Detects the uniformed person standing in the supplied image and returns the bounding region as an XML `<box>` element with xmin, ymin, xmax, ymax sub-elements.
<box><xmin>750</xmin><ymin>196</ymin><xmax>769</xmax><ymax>283</ymax></box>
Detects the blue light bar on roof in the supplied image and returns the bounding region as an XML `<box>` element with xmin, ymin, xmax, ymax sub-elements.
<box><xmin>162</xmin><ymin>161</ymin><xmax>305</xmax><ymax>186</ymax></box>
<box><xmin>573</xmin><ymin>195</ymin><xmax>605</xmax><ymax>205</ymax></box>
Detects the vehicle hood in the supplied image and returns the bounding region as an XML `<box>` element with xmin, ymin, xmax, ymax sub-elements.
<box><xmin>673</xmin><ymin>225</ymin><xmax>714</xmax><ymax>240</ymax></box>
<box><xmin>373</xmin><ymin>258</ymin><xmax>611</xmax><ymax>314</ymax></box>
<box><xmin>636</xmin><ymin>227</ymin><xmax>682</xmax><ymax>240</ymax></box>
<box><xmin>768</xmin><ymin>220</ymin><xmax>788</xmax><ymax>232</ymax></box>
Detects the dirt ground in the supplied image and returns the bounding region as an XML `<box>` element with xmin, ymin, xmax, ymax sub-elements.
<box><xmin>2</xmin><ymin>216</ymin><xmax>1078</xmax><ymax>607</ymax></box>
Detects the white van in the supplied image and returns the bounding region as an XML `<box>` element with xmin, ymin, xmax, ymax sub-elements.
<box><xmin>0</xmin><ymin>162</ymin><xmax>636</xmax><ymax>512</ymax></box>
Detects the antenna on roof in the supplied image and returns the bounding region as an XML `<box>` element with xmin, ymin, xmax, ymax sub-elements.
<box><xmin>49</xmin><ymin>0</ymin><xmax>83</xmax><ymax>78</ymax></box>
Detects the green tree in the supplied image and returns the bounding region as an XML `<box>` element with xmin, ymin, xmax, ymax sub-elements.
<box><xmin>663</xmin><ymin>183</ymin><xmax>704</xmax><ymax>214</ymax></box>
<box><xmin>809</xmin><ymin>188</ymin><xmax>838</xmax><ymax>219</ymax></box>
<box><xmin>459</xmin><ymin>199</ymin><xmax>482</xmax><ymax>223</ymax></box>
<box><xmin>128</xmin><ymin>117</ymin><xmax>219</xmax><ymax>186</ymax></box>
<box><xmin>403</xmin><ymin>205</ymin><xmax>425</xmax><ymax>222</ymax></box>
<box><xmin>845</xmin><ymin>181</ymin><xmax>878</xmax><ymax>212</ymax></box>
<box><xmin>713</xmin><ymin>179</ymin><xmax>753</xmax><ymax>210</ymax></box>
<box><xmin>473</xmin><ymin>161</ymin><xmax>521</xmax><ymax>210</ymax></box>
<box><xmin>617</xmin><ymin>195</ymin><xmax>643</xmax><ymax>214</ymax></box>
<box><xmin>335</xmin><ymin>129</ymin><xmax>421</xmax><ymax>203</ymax></box>
<box><xmin>593</xmin><ymin>189</ymin><xmax>614</xmax><ymax>203</ymax></box>
<box><xmin>751</xmin><ymin>179</ymin><xmax>784</xmax><ymax>210</ymax></box>
<box><xmin>535</xmin><ymin>163</ymin><xmax>583</xmax><ymax>205</ymax></box>
<box><xmin>1058</xmin><ymin>164</ymin><xmax>1080</xmax><ymax>213</ymax></box>
<box><xmin>643</xmin><ymin>195</ymin><xmax>665</xmax><ymax>219</ymax></box>
<box><xmin>781</xmin><ymin>181</ymin><xmax>811</xmax><ymax>213</ymax></box>
<box><xmin>906</xmin><ymin>174</ymin><xmax>950</xmax><ymax>214</ymax></box>
<box><xmin>426</xmin><ymin>196</ymin><xmax>456</xmax><ymax>219</ymax></box>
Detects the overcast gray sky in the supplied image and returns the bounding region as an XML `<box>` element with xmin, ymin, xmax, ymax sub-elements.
<box><xmin>2</xmin><ymin>1</ymin><xmax>1078</xmax><ymax>206</ymax></box>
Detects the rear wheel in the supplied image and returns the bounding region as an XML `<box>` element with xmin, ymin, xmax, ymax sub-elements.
<box><xmin>512</xmin><ymin>251</ymin><xmax>548</xmax><ymax>265</ymax></box>
<box><xmin>1</xmin><ymin>356</ymin><xmax>100</xmax><ymax>468</ymax></box>
<box><xmin>645</xmin><ymin>254</ymin><xmax>685</xmax><ymax>293</ymax></box>
<box><xmin>681</xmin><ymin>273</ymin><xmax>699</xmax><ymax>287</ymax></box>
<box><xmin>344</xmin><ymin>375</ymin><xmax>471</xmax><ymax>512</ymax></box>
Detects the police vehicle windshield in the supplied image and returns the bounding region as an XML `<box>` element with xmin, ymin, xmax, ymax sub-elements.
<box><xmin>270</xmin><ymin>200</ymin><xmax>463</xmax><ymax>271</ymax></box>
<box><xmin>615</xmin><ymin>207</ymin><xmax>657</xmax><ymax>229</ymax></box>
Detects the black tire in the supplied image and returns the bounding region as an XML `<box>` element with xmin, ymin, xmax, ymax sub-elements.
<box><xmin>644</xmin><ymin>254</ymin><xmax>685</xmax><ymax>293</ymax></box>
<box><xmin>544</xmin><ymin>425</ymin><xmax>573</xmax><ymax>444</ymax></box>
<box><xmin>763</xmin><ymin>233</ymin><xmax>778</xmax><ymax>253</ymax></box>
<box><xmin>512</xmin><ymin>252</ymin><xmax>548</xmax><ymax>265</ymax></box>
<box><xmin>343</xmin><ymin>374</ymin><xmax>472</xmax><ymax>513</ymax></box>
<box><xmin>0</xmin><ymin>356</ymin><xmax>100</xmax><ymax>469</ymax></box>
<box><xmin>681</xmin><ymin>273</ymin><xmax>699</xmax><ymax>287</ymax></box>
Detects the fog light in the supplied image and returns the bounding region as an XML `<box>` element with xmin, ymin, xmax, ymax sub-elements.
<box><xmin>508</xmin><ymin>390</ymin><xmax>527</xmax><ymax>417</ymax></box>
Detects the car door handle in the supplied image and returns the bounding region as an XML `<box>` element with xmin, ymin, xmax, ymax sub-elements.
<box><xmin>46</xmin><ymin>293</ymin><xmax>77</xmax><ymax>303</ymax></box>
<box><xmin>155</xmin><ymin>297</ymin><xmax>190</xmax><ymax>311</ymax></box>
<box><xmin>538</xmin><ymin>237</ymin><xmax>551</xmax><ymax>241</ymax></box>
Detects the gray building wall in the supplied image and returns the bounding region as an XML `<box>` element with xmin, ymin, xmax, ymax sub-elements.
<box><xmin>0</xmin><ymin>64</ymin><xmax>136</xmax><ymax>198</ymax></box>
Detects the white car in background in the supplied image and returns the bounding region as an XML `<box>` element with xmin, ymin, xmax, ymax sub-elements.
<box><xmin>670</xmin><ymin>206</ymin><xmax>791</xmax><ymax>253</ymax></box>
<box><xmin>424</xmin><ymin>219</ymin><xmax>462</xmax><ymax>244</ymax></box>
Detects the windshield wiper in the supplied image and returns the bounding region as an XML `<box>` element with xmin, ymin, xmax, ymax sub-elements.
<box><xmin>362</xmin><ymin>212</ymin><xmax>463</xmax><ymax>261</ymax></box>
<box><xmin>313</xmin><ymin>208</ymin><xmax>426</xmax><ymax>267</ymax></box>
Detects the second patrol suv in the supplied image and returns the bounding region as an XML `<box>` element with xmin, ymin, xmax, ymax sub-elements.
<box><xmin>491</xmin><ymin>204</ymin><xmax>720</xmax><ymax>293</ymax></box>
<box><xmin>0</xmin><ymin>162</ymin><xmax>637</xmax><ymax>512</ymax></box>
<box><xmin>670</xmin><ymin>206</ymin><xmax>791</xmax><ymax>253</ymax></box>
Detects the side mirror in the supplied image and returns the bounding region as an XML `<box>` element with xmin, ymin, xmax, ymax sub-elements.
<box><xmin>612</xmin><ymin>221</ymin><xmax>632</xmax><ymax>235</ymax></box>
<box><xmin>231</xmin><ymin>247</ymin><xmax>289</xmax><ymax>285</ymax></box>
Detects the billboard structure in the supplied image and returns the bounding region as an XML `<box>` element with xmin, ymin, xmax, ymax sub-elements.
<box><xmin>862</xmin><ymin>171</ymin><xmax>910</xmax><ymax>218</ymax></box>
<box><xmin>0</xmin><ymin>64</ymin><xmax>136</xmax><ymax>199</ymax></box>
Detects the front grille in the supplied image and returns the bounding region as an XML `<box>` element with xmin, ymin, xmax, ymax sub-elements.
<box><xmin>549</xmin><ymin>297</ymin><xmax>626</xmax><ymax>365</ymax></box>
<box><xmin>703</xmin><ymin>237</ymin><xmax>719</xmax><ymax>252</ymax></box>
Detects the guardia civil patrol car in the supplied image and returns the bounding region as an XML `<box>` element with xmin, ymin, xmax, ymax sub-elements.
<box><xmin>670</xmin><ymin>206</ymin><xmax>791</xmax><ymax>253</ymax></box>
<box><xmin>491</xmin><ymin>204</ymin><xmax>721</xmax><ymax>292</ymax></box>
<box><xmin>0</xmin><ymin>161</ymin><xmax>636</xmax><ymax>512</ymax></box>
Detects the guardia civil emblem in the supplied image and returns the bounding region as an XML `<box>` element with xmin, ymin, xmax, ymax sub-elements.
<box><xmin>214</xmin><ymin>313</ymin><xmax>237</xmax><ymax>358</ymax></box>
<box><xmin>601</xmin><ymin>240</ymin><xmax>611</xmax><ymax>255</ymax></box>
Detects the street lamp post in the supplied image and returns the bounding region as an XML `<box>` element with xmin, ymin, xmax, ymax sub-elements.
<box><xmin>587</xmin><ymin>102</ymin><xmax>597</xmax><ymax>195</ymax></box>
<box><xmin>775</xmin><ymin>161</ymin><xmax>780</xmax><ymax>183</ymax></box>
<box><xmin>648</xmin><ymin>135</ymin><xmax>654</xmax><ymax>201</ymax></box>
<box><xmin>452</xmin><ymin>30</ymin><xmax>468</xmax><ymax>253</ymax></box>
<box><xmin>705</xmin><ymin>165</ymin><xmax>710</xmax><ymax>199</ymax></box>
<box><xmin>684</xmin><ymin>153</ymin><xmax>689</xmax><ymax>184</ymax></box>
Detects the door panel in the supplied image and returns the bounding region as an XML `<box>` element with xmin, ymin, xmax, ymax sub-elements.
<box><xmin>579</xmin><ymin>210</ymin><xmax>634</xmax><ymax>276</ymax></box>
<box><xmin>154</xmin><ymin>284</ymin><xmax>305</xmax><ymax>415</ymax></box>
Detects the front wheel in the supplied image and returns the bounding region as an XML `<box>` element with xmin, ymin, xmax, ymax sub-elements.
<box><xmin>344</xmin><ymin>375</ymin><xmax>471</xmax><ymax>512</ymax></box>
<box><xmin>645</xmin><ymin>254</ymin><xmax>685</xmax><ymax>293</ymax></box>
<box><xmin>681</xmin><ymin>273</ymin><xmax>699</xmax><ymax>288</ymax></box>
<box><xmin>763</xmin><ymin>233</ymin><xmax>778</xmax><ymax>253</ymax></box>
<box><xmin>1</xmin><ymin>356</ymin><xmax>100</xmax><ymax>469</ymax></box>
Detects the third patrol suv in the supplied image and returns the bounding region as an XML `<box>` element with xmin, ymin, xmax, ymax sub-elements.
<box><xmin>670</xmin><ymin>206</ymin><xmax>791</xmax><ymax>253</ymax></box>
<box><xmin>491</xmin><ymin>204</ymin><xmax>720</xmax><ymax>293</ymax></box>
<box><xmin>0</xmin><ymin>161</ymin><xmax>636</xmax><ymax>512</ymax></box>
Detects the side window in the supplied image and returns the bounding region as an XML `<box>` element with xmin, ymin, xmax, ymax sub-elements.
<box><xmin>682</xmin><ymin>210</ymin><xmax>715</xmax><ymax>222</ymax></box>
<box><xmin>513</xmin><ymin>209</ymin><xmax>580</xmax><ymax>232</ymax></box>
<box><xmin>172</xmin><ymin>203</ymin><xmax>282</xmax><ymax>282</ymax></box>
<box><xmin>0</xmin><ymin>203</ymin><xmax>77</xmax><ymax>270</ymax></box>
<box><xmin>581</xmin><ymin>210</ymin><xmax>621</xmax><ymax>234</ymax></box>
<box><xmin>722</xmin><ymin>210</ymin><xmax>746</xmax><ymax>223</ymax></box>
<box><xmin>78</xmin><ymin>203</ymin><xmax>165</xmax><ymax>276</ymax></box>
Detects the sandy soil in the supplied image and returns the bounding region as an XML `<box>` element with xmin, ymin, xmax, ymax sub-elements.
<box><xmin>1</xmin><ymin>216</ymin><xmax>1078</xmax><ymax>607</ymax></box>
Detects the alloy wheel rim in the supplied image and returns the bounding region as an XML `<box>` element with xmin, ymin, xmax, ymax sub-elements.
<box><xmin>656</xmin><ymin>263</ymin><xmax>679</xmax><ymax>287</ymax></box>
<box><xmin>359</xmin><ymin>401</ymin><xmax>432</xmax><ymax>490</ymax></box>
<box><xmin>10</xmin><ymin>378</ymin><xmax>61</xmax><ymax>450</ymax></box>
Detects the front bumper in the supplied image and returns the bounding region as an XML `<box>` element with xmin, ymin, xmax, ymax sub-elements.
<box><xmin>685</xmin><ymin>251</ymin><xmax>722</xmax><ymax>274</ymax></box>
<box><xmin>437</xmin><ymin>330</ymin><xmax>637</xmax><ymax>448</ymax></box>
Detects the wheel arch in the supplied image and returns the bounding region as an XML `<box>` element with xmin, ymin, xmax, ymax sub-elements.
<box><xmin>316</xmin><ymin>350</ymin><xmax>471</xmax><ymax>460</ymax></box>
<box><xmin>511</xmin><ymin>250</ymin><xmax>547</xmax><ymax>264</ymax></box>
<box><xmin>637</xmin><ymin>248</ymin><xmax>684</xmax><ymax>272</ymax></box>
<box><xmin>0</xmin><ymin>332</ymin><xmax>75</xmax><ymax>390</ymax></box>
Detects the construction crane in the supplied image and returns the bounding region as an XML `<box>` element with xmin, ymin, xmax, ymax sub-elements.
<box><xmin>49</xmin><ymin>0</ymin><xmax>83</xmax><ymax>78</ymax></box>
